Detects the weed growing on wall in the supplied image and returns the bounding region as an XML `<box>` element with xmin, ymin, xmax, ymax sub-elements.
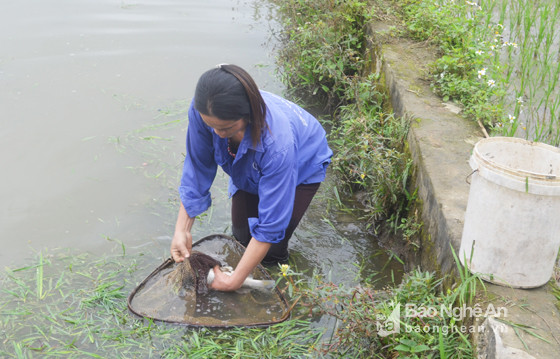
<box><xmin>330</xmin><ymin>76</ymin><xmax>413</xmax><ymax>227</ymax></box>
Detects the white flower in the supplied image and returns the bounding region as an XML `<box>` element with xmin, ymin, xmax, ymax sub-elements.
<box><xmin>465</xmin><ymin>0</ymin><xmax>482</xmax><ymax>9</ymax></box>
<box><xmin>487</xmin><ymin>79</ymin><xmax>496</xmax><ymax>87</ymax></box>
<box><xmin>508</xmin><ymin>114</ymin><xmax>516</xmax><ymax>123</ymax></box>
<box><xmin>475</xmin><ymin>50</ymin><xmax>484</xmax><ymax>55</ymax></box>
<box><xmin>477</xmin><ymin>68</ymin><xmax>487</xmax><ymax>79</ymax></box>
<box><xmin>517</xmin><ymin>96</ymin><xmax>524</xmax><ymax>104</ymax></box>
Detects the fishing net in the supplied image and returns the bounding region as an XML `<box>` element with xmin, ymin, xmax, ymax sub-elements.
<box><xmin>127</xmin><ymin>234</ymin><xmax>290</xmax><ymax>328</ymax></box>
<box><xmin>165</xmin><ymin>251</ymin><xmax>221</xmax><ymax>295</ymax></box>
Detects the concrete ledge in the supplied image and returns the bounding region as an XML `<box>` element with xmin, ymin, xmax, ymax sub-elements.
<box><xmin>368</xmin><ymin>22</ymin><xmax>560</xmax><ymax>358</ymax></box>
<box><xmin>368</xmin><ymin>22</ymin><xmax>481</xmax><ymax>274</ymax></box>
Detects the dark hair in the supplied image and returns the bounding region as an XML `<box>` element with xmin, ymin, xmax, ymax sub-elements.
<box><xmin>194</xmin><ymin>64</ymin><xmax>267</xmax><ymax>146</ymax></box>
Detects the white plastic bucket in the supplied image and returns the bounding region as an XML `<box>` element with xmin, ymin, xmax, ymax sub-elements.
<box><xmin>460</xmin><ymin>137</ymin><xmax>560</xmax><ymax>288</ymax></box>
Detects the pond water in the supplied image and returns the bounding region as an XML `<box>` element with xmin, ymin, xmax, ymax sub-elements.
<box><xmin>0</xmin><ymin>0</ymin><xmax>281</xmax><ymax>267</ymax></box>
<box><xmin>0</xmin><ymin>0</ymin><xmax>402</xmax><ymax>308</ymax></box>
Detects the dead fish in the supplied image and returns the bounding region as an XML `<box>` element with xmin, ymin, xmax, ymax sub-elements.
<box><xmin>206</xmin><ymin>266</ymin><xmax>276</xmax><ymax>291</ymax></box>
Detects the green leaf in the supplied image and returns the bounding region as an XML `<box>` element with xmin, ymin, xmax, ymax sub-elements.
<box><xmin>400</xmin><ymin>338</ymin><xmax>417</xmax><ymax>347</ymax></box>
<box><xmin>411</xmin><ymin>344</ymin><xmax>431</xmax><ymax>352</ymax></box>
<box><xmin>394</xmin><ymin>344</ymin><xmax>412</xmax><ymax>352</ymax></box>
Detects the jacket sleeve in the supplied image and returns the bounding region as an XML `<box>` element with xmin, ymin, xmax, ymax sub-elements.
<box><xmin>248</xmin><ymin>144</ymin><xmax>298</xmax><ymax>244</ymax></box>
<box><xmin>178</xmin><ymin>102</ymin><xmax>217</xmax><ymax>217</ymax></box>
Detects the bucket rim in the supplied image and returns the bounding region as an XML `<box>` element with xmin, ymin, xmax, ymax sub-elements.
<box><xmin>472</xmin><ymin>136</ymin><xmax>560</xmax><ymax>183</ymax></box>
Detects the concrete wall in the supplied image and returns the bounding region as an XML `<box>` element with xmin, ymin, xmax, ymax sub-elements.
<box><xmin>367</xmin><ymin>23</ymin><xmax>483</xmax><ymax>275</ymax></box>
<box><xmin>367</xmin><ymin>23</ymin><xmax>560</xmax><ymax>358</ymax></box>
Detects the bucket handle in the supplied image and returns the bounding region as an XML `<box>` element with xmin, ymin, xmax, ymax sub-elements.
<box><xmin>465</xmin><ymin>169</ymin><xmax>478</xmax><ymax>184</ymax></box>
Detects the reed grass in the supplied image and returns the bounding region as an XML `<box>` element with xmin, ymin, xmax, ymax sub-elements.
<box><xmin>396</xmin><ymin>0</ymin><xmax>560</xmax><ymax>145</ymax></box>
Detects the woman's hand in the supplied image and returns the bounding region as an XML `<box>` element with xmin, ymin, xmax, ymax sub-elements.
<box><xmin>210</xmin><ymin>238</ymin><xmax>272</xmax><ymax>292</ymax></box>
<box><xmin>171</xmin><ymin>203</ymin><xmax>196</xmax><ymax>262</ymax></box>
<box><xmin>209</xmin><ymin>265</ymin><xmax>240</xmax><ymax>291</ymax></box>
<box><xmin>171</xmin><ymin>230</ymin><xmax>192</xmax><ymax>262</ymax></box>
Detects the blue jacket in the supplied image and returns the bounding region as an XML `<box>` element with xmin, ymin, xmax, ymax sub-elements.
<box><xmin>179</xmin><ymin>91</ymin><xmax>333</xmax><ymax>244</ymax></box>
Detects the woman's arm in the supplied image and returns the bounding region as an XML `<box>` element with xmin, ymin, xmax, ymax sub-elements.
<box><xmin>170</xmin><ymin>203</ymin><xmax>196</xmax><ymax>262</ymax></box>
<box><xmin>210</xmin><ymin>238</ymin><xmax>271</xmax><ymax>291</ymax></box>
<box><xmin>173</xmin><ymin>102</ymin><xmax>217</xmax><ymax>262</ymax></box>
<box><xmin>178</xmin><ymin>102</ymin><xmax>218</xmax><ymax>223</ymax></box>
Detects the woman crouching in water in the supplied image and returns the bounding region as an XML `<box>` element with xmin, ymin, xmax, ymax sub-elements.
<box><xmin>170</xmin><ymin>64</ymin><xmax>333</xmax><ymax>291</ymax></box>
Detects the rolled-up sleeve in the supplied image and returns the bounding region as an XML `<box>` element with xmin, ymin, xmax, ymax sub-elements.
<box><xmin>248</xmin><ymin>145</ymin><xmax>298</xmax><ymax>244</ymax></box>
<box><xmin>178</xmin><ymin>102</ymin><xmax>217</xmax><ymax>217</ymax></box>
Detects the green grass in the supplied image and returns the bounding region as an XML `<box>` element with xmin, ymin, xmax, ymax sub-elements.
<box><xmin>0</xmin><ymin>248</ymin><xmax>322</xmax><ymax>358</ymax></box>
<box><xmin>273</xmin><ymin>0</ymin><xmax>373</xmax><ymax>111</ymax></box>
<box><xmin>273</xmin><ymin>0</ymin><xmax>420</xmax><ymax>241</ymax></box>
<box><xmin>392</xmin><ymin>0</ymin><xmax>560</xmax><ymax>145</ymax></box>
<box><xmin>1</xmin><ymin>243</ymin><xmax>489</xmax><ymax>358</ymax></box>
<box><xmin>276</xmin><ymin>261</ymin><xmax>482</xmax><ymax>358</ymax></box>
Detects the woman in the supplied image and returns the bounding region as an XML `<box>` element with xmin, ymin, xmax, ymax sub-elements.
<box><xmin>170</xmin><ymin>64</ymin><xmax>332</xmax><ymax>291</ymax></box>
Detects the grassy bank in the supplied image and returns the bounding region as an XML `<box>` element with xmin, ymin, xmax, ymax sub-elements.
<box><xmin>271</xmin><ymin>0</ymin><xmax>482</xmax><ymax>357</ymax></box>
<box><xmin>273</xmin><ymin>0</ymin><xmax>419</xmax><ymax>243</ymax></box>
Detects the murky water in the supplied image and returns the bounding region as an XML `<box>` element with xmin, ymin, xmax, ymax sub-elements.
<box><xmin>0</xmin><ymin>0</ymin><xmax>402</xmax><ymax>294</ymax></box>
<box><xmin>0</xmin><ymin>0</ymin><xmax>281</xmax><ymax>267</ymax></box>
